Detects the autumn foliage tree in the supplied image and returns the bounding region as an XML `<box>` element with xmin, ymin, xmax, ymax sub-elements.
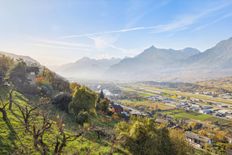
<box><xmin>96</xmin><ymin>98</ymin><xmax>110</xmax><ymax>113</ymax></box>
<box><xmin>115</xmin><ymin>117</ymin><xmax>172</xmax><ymax>155</ymax></box>
<box><xmin>41</xmin><ymin>67</ymin><xmax>70</xmax><ymax>92</ymax></box>
<box><xmin>69</xmin><ymin>82</ymin><xmax>81</xmax><ymax>95</ymax></box>
<box><xmin>69</xmin><ymin>86</ymin><xmax>97</xmax><ymax>115</ymax></box>
<box><xmin>115</xmin><ymin>117</ymin><xmax>193</xmax><ymax>155</ymax></box>
<box><xmin>169</xmin><ymin>129</ymin><xmax>194</xmax><ymax>155</ymax></box>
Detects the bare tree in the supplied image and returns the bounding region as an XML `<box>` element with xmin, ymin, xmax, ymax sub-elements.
<box><xmin>53</xmin><ymin>116</ymin><xmax>83</xmax><ymax>155</ymax></box>
<box><xmin>0</xmin><ymin>97</ymin><xmax>9</xmax><ymax>121</ymax></box>
<box><xmin>31</xmin><ymin>113</ymin><xmax>52</xmax><ymax>155</ymax></box>
<box><xmin>17</xmin><ymin>105</ymin><xmax>37</xmax><ymax>132</ymax></box>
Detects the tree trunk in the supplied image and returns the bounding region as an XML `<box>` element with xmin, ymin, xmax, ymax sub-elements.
<box><xmin>0</xmin><ymin>109</ymin><xmax>8</xmax><ymax>121</ymax></box>
<box><xmin>9</xmin><ymin>90</ymin><xmax>13</xmax><ymax>110</ymax></box>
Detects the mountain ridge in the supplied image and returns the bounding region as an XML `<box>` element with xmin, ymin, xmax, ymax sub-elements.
<box><xmin>105</xmin><ymin>37</ymin><xmax>232</xmax><ymax>82</ymax></box>
<box><xmin>0</xmin><ymin>51</ymin><xmax>40</xmax><ymax>66</ymax></box>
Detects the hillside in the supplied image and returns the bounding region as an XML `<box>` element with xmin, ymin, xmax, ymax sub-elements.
<box><xmin>0</xmin><ymin>54</ymin><xmax>122</xmax><ymax>154</ymax></box>
<box><xmin>0</xmin><ymin>51</ymin><xmax>40</xmax><ymax>66</ymax></box>
<box><xmin>0</xmin><ymin>87</ymin><xmax>118</xmax><ymax>154</ymax></box>
<box><xmin>197</xmin><ymin>76</ymin><xmax>232</xmax><ymax>92</ymax></box>
<box><xmin>186</xmin><ymin>37</ymin><xmax>232</xmax><ymax>68</ymax></box>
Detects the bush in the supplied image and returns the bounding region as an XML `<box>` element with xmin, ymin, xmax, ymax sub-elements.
<box><xmin>52</xmin><ymin>93</ymin><xmax>72</xmax><ymax>113</ymax></box>
<box><xmin>69</xmin><ymin>86</ymin><xmax>97</xmax><ymax>115</ymax></box>
<box><xmin>76</xmin><ymin>111</ymin><xmax>90</xmax><ymax>126</ymax></box>
<box><xmin>96</xmin><ymin>98</ymin><xmax>110</xmax><ymax>113</ymax></box>
<box><xmin>40</xmin><ymin>85</ymin><xmax>53</xmax><ymax>97</ymax></box>
<box><xmin>115</xmin><ymin>117</ymin><xmax>193</xmax><ymax>155</ymax></box>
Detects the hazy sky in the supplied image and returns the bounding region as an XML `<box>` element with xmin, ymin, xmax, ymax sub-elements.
<box><xmin>0</xmin><ymin>0</ymin><xmax>232</xmax><ymax>66</ymax></box>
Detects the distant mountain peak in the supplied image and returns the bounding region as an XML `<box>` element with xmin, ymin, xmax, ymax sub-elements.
<box><xmin>149</xmin><ymin>45</ymin><xmax>156</xmax><ymax>49</ymax></box>
<box><xmin>215</xmin><ymin>37</ymin><xmax>232</xmax><ymax>48</ymax></box>
<box><xmin>181</xmin><ymin>47</ymin><xmax>201</xmax><ymax>55</ymax></box>
<box><xmin>182</xmin><ymin>47</ymin><xmax>200</xmax><ymax>51</ymax></box>
<box><xmin>77</xmin><ymin>57</ymin><xmax>91</xmax><ymax>62</ymax></box>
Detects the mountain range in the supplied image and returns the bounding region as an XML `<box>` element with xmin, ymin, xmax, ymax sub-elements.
<box><xmin>54</xmin><ymin>37</ymin><xmax>232</xmax><ymax>82</ymax></box>
<box><xmin>2</xmin><ymin>37</ymin><xmax>232</xmax><ymax>82</ymax></box>
<box><xmin>106</xmin><ymin>38</ymin><xmax>232</xmax><ymax>81</ymax></box>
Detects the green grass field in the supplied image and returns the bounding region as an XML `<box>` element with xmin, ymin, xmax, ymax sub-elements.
<box><xmin>0</xmin><ymin>87</ymin><xmax>125</xmax><ymax>154</ymax></box>
<box><xmin>163</xmin><ymin>110</ymin><xmax>213</xmax><ymax>121</ymax></box>
<box><xmin>119</xmin><ymin>99</ymin><xmax>175</xmax><ymax>110</ymax></box>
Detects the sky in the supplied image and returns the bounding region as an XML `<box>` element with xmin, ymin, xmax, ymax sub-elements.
<box><xmin>0</xmin><ymin>0</ymin><xmax>232</xmax><ymax>66</ymax></box>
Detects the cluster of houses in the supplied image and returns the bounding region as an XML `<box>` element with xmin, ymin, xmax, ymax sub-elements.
<box><xmin>155</xmin><ymin>115</ymin><xmax>232</xmax><ymax>149</ymax></box>
<box><xmin>107</xmin><ymin>96</ymin><xmax>232</xmax><ymax>151</ymax></box>
<box><xmin>134</xmin><ymin>92</ymin><xmax>232</xmax><ymax>121</ymax></box>
<box><xmin>147</xmin><ymin>95</ymin><xmax>175</xmax><ymax>103</ymax></box>
<box><xmin>176</xmin><ymin>101</ymin><xmax>232</xmax><ymax>119</ymax></box>
<box><xmin>147</xmin><ymin>94</ymin><xmax>232</xmax><ymax>120</ymax></box>
<box><xmin>195</xmin><ymin>90</ymin><xmax>232</xmax><ymax>100</ymax></box>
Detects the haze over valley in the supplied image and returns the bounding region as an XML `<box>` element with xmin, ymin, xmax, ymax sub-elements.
<box><xmin>1</xmin><ymin>1</ymin><xmax>232</xmax><ymax>155</ymax></box>
<box><xmin>54</xmin><ymin>37</ymin><xmax>232</xmax><ymax>82</ymax></box>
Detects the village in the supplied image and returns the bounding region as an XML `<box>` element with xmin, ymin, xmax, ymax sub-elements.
<box><xmin>87</xmin><ymin>82</ymin><xmax>232</xmax><ymax>153</ymax></box>
<box><xmin>108</xmin><ymin>99</ymin><xmax>232</xmax><ymax>150</ymax></box>
<box><xmin>148</xmin><ymin>94</ymin><xmax>232</xmax><ymax>120</ymax></box>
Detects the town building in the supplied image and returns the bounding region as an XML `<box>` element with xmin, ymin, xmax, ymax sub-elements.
<box><xmin>109</xmin><ymin>103</ymin><xmax>123</xmax><ymax>114</ymax></box>
<box><xmin>185</xmin><ymin>131</ymin><xmax>212</xmax><ymax>148</ymax></box>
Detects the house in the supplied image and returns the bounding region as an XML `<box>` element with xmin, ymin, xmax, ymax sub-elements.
<box><xmin>121</xmin><ymin>111</ymin><xmax>130</xmax><ymax>120</ymax></box>
<box><xmin>26</xmin><ymin>66</ymin><xmax>40</xmax><ymax>74</ymax></box>
<box><xmin>215</xmin><ymin>112</ymin><xmax>226</xmax><ymax>117</ymax></box>
<box><xmin>155</xmin><ymin>118</ymin><xmax>169</xmax><ymax>124</ymax></box>
<box><xmin>185</xmin><ymin>131</ymin><xmax>212</xmax><ymax>148</ymax></box>
<box><xmin>109</xmin><ymin>103</ymin><xmax>123</xmax><ymax>114</ymax></box>
<box><xmin>202</xmin><ymin>106</ymin><xmax>213</xmax><ymax>110</ymax></box>
<box><xmin>26</xmin><ymin>67</ymin><xmax>39</xmax><ymax>85</ymax></box>
<box><xmin>171</xmin><ymin>125</ymin><xmax>183</xmax><ymax>130</ymax></box>
<box><xmin>199</xmin><ymin>109</ymin><xmax>213</xmax><ymax>114</ymax></box>
<box><xmin>130</xmin><ymin>110</ymin><xmax>147</xmax><ymax>116</ymax></box>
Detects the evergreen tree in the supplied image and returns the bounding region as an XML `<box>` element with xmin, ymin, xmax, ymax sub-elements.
<box><xmin>99</xmin><ymin>90</ymin><xmax>105</xmax><ymax>100</ymax></box>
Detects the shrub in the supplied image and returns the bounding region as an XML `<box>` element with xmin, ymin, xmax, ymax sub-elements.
<box><xmin>76</xmin><ymin>111</ymin><xmax>90</xmax><ymax>126</ymax></box>
<box><xmin>69</xmin><ymin>86</ymin><xmax>97</xmax><ymax>115</ymax></box>
<box><xmin>52</xmin><ymin>93</ymin><xmax>72</xmax><ymax>113</ymax></box>
<box><xmin>96</xmin><ymin>98</ymin><xmax>110</xmax><ymax>113</ymax></box>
